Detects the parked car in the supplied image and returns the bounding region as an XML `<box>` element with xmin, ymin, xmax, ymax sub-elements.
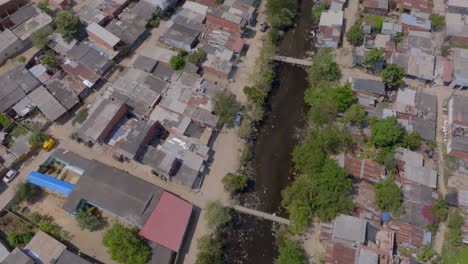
<box><xmin>260</xmin><ymin>22</ymin><xmax>269</xmax><ymax>32</ymax></box>
<box><xmin>3</xmin><ymin>170</ymin><xmax>18</xmax><ymax>184</ymax></box>
<box><xmin>42</xmin><ymin>138</ymin><xmax>55</xmax><ymax>151</ymax></box>
<box><xmin>234</xmin><ymin>112</ymin><xmax>243</xmax><ymax>126</ymax></box>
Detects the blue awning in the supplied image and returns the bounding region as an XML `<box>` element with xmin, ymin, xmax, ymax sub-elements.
<box><xmin>27</xmin><ymin>171</ymin><xmax>74</xmax><ymax>196</ymax></box>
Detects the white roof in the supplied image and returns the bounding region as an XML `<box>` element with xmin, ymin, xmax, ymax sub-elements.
<box><xmin>182</xmin><ymin>1</ymin><xmax>208</xmax><ymax>15</ymax></box>
<box><xmin>319</xmin><ymin>10</ymin><xmax>344</xmax><ymax>27</ymax></box>
<box><xmin>332</xmin><ymin>215</ymin><xmax>367</xmax><ymax>243</ymax></box>
<box><xmin>86</xmin><ymin>22</ymin><xmax>120</xmax><ymax>47</ymax></box>
<box><xmin>446</xmin><ymin>13</ymin><xmax>468</xmax><ymax>38</ymax></box>
<box><xmin>448</xmin><ymin>0</ymin><xmax>468</xmax><ymax>7</ymax></box>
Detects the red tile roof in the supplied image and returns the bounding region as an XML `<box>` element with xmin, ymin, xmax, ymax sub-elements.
<box><xmin>325</xmin><ymin>241</ymin><xmax>357</xmax><ymax>264</ymax></box>
<box><xmin>139</xmin><ymin>192</ymin><xmax>193</xmax><ymax>252</ymax></box>
<box><xmin>393</xmin><ymin>221</ymin><xmax>424</xmax><ymax>247</ymax></box>
<box><xmin>443</xmin><ymin>60</ymin><xmax>453</xmax><ymax>83</ymax></box>
<box><xmin>344</xmin><ymin>155</ymin><xmax>385</xmax><ymax>183</ymax></box>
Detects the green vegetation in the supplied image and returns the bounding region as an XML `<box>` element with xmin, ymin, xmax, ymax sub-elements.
<box><xmin>363</xmin><ymin>15</ymin><xmax>384</xmax><ymax>31</ymax></box>
<box><xmin>381</xmin><ymin>64</ymin><xmax>405</xmax><ymax>90</ymax></box>
<box><xmin>195</xmin><ymin>234</ymin><xmax>223</xmax><ymax>264</ymax></box>
<box><xmin>147</xmin><ymin>7</ymin><xmax>163</xmax><ymax>28</ymax></box>
<box><xmin>15</xmin><ymin>183</ymin><xmax>42</xmax><ymax>204</ymax></box>
<box><xmin>76</xmin><ymin>204</ymin><xmax>106</xmax><ymax>231</ymax></box>
<box><xmin>55</xmin><ymin>10</ymin><xmax>82</xmax><ymax>41</ymax></box>
<box><xmin>266</xmin><ymin>0</ymin><xmax>297</xmax><ymax>30</ymax></box>
<box><xmin>403</xmin><ymin>131</ymin><xmax>421</xmax><ymax>150</ymax></box>
<box><xmin>42</xmin><ymin>51</ymin><xmax>62</xmax><ymax>69</ymax></box>
<box><xmin>214</xmin><ymin>0</ymin><xmax>224</xmax><ymax>4</ymax></box>
<box><xmin>441</xmin><ymin>45</ymin><xmax>451</xmax><ymax>57</ymax></box>
<box><xmin>430</xmin><ymin>198</ymin><xmax>448</xmax><ymax>223</ymax></box>
<box><xmin>72</xmin><ymin>108</ymin><xmax>88</xmax><ymax>125</ymax></box>
<box><xmin>10</xmin><ymin>125</ymin><xmax>27</xmax><ymax>138</ymax></box>
<box><xmin>374</xmin><ymin>148</ymin><xmax>399</xmax><ymax>176</ymax></box>
<box><xmin>222</xmin><ymin>173</ymin><xmax>248</xmax><ymax>195</ymax></box>
<box><xmin>418</xmin><ymin>245</ymin><xmax>435</xmax><ymax>262</ymax></box>
<box><xmin>187</xmin><ymin>49</ymin><xmax>207</xmax><ymax>66</ymax></box>
<box><xmin>269</xmin><ymin>28</ymin><xmax>282</xmax><ymax>44</ymax></box>
<box><xmin>371</xmin><ymin>117</ymin><xmax>405</xmax><ymax>148</ymax></box>
<box><xmin>275</xmin><ymin>227</ymin><xmax>307</xmax><ymax>264</ymax></box>
<box><xmin>38</xmin><ymin>220</ymin><xmax>65</xmax><ymax>238</ymax></box>
<box><xmin>103</xmin><ymin>222</ymin><xmax>151</xmax><ymax>264</ymax></box>
<box><xmin>442</xmin><ymin>211</ymin><xmax>465</xmax><ymax>263</ymax></box>
<box><xmin>37</xmin><ymin>0</ymin><xmax>49</xmax><ymax>12</ymax></box>
<box><xmin>17</xmin><ymin>56</ymin><xmax>27</xmax><ymax>63</ymax></box>
<box><xmin>430</xmin><ymin>14</ymin><xmax>445</xmax><ymax>31</ymax></box>
<box><xmin>308</xmin><ymin>48</ymin><xmax>341</xmax><ymax>83</ymax></box>
<box><xmin>312</xmin><ymin>3</ymin><xmax>327</xmax><ymax>22</ymax></box>
<box><xmin>213</xmin><ymin>91</ymin><xmax>241</xmax><ymax>125</ymax></box>
<box><xmin>0</xmin><ymin>113</ymin><xmax>13</xmax><ymax>128</ymax></box>
<box><xmin>204</xmin><ymin>201</ymin><xmax>231</xmax><ymax>228</ymax></box>
<box><xmin>395</xmin><ymin>32</ymin><xmax>403</xmax><ymax>44</ymax></box>
<box><xmin>374</xmin><ymin>178</ymin><xmax>402</xmax><ymax>213</ymax></box>
<box><xmin>7</xmin><ymin>231</ymin><xmax>34</xmax><ymax>247</ymax></box>
<box><xmin>31</xmin><ymin>29</ymin><xmax>51</xmax><ymax>49</ymax></box>
<box><xmin>346</xmin><ymin>24</ymin><xmax>364</xmax><ymax>46</ymax></box>
<box><xmin>363</xmin><ymin>49</ymin><xmax>385</xmax><ymax>72</ymax></box>
<box><xmin>344</xmin><ymin>104</ymin><xmax>367</xmax><ymax>127</ymax></box>
<box><xmin>170</xmin><ymin>54</ymin><xmax>186</xmax><ymax>70</ymax></box>
<box><xmin>29</xmin><ymin>130</ymin><xmax>50</xmax><ymax>145</ymax></box>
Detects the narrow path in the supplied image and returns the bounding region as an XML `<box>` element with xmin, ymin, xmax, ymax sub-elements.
<box><xmin>231</xmin><ymin>205</ymin><xmax>290</xmax><ymax>225</ymax></box>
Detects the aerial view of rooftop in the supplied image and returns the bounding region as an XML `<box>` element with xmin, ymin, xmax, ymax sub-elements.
<box><xmin>0</xmin><ymin>0</ymin><xmax>467</xmax><ymax>263</ymax></box>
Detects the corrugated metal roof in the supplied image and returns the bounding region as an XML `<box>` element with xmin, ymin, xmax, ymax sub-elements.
<box><xmin>139</xmin><ymin>192</ymin><xmax>193</xmax><ymax>252</ymax></box>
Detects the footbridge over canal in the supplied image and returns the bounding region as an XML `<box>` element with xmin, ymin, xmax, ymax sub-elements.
<box><xmin>230</xmin><ymin>205</ymin><xmax>290</xmax><ymax>225</ymax></box>
<box><xmin>271</xmin><ymin>56</ymin><xmax>312</xmax><ymax>67</ymax></box>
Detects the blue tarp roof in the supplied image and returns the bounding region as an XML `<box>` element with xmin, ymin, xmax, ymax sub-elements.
<box><xmin>27</xmin><ymin>171</ymin><xmax>74</xmax><ymax>196</ymax></box>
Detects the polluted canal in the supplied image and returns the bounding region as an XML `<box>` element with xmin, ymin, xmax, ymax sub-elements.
<box><xmin>223</xmin><ymin>0</ymin><xmax>315</xmax><ymax>263</ymax></box>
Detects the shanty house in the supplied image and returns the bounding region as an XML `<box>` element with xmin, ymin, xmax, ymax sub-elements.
<box><xmin>446</xmin><ymin>13</ymin><xmax>468</xmax><ymax>46</ymax></box>
<box><xmin>0</xmin><ymin>65</ymin><xmax>41</xmax><ymax>113</ymax></box>
<box><xmin>317</xmin><ymin>10</ymin><xmax>344</xmax><ymax>48</ymax></box>
<box><xmin>400</xmin><ymin>13</ymin><xmax>431</xmax><ymax>32</ymax></box>
<box><xmin>27</xmin><ymin>86</ymin><xmax>68</xmax><ymax>121</ymax></box>
<box><xmin>451</xmin><ymin>48</ymin><xmax>468</xmax><ymax>88</ymax></box>
<box><xmin>350</xmin><ymin>78</ymin><xmax>386</xmax><ymax>106</ymax></box>
<box><xmin>86</xmin><ymin>22</ymin><xmax>121</xmax><ymax>51</ymax></box>
<box><xmin>363</xmin><ymin>0</ymin><xmax>388</xmax><ymax>15</ymax></box>
<box><xmin>448</xmin><ymin>0</ymin><xmax>468</xmax><ymax>15</ymax></box>
<box><xmin>447</xmin><ymin>94</ymin><xmax>468</xmax><ymax>158</ymax></box>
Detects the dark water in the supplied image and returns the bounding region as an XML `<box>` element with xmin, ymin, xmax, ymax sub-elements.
<box><xmin>223</xmin><ymin>0</ymin><xmax>315</xmax><ymax>263</ymax></box>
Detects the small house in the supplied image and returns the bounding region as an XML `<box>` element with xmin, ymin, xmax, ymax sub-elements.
<box><xmin>317</xmin><ymin>10</ymin><xmax>344</xmax><ymax>48</ymax></box>
<box><xmin>447</xmin><ymin>94</ymin><xmax>468</xmax><ymax>158</ymax></box>
<box><xmin>350</xmin><ymin>78</ymin><xmax>386</xmax><ymax>106</ymax></box>
<box><xmin>363</xmin><ymin>0</ymin><xmax>388</xmax><ymax>15</ymax></box>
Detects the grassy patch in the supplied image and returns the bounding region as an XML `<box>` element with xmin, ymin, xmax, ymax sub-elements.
<box><xmin>450</xmin><ymin>43</ymin><xmax>468</xmax><ymax>50</ymax></box>
<box><xmin>363</xmin><ymin>15</ymin><xmax>384</xmax><ymax>31</ymax></box>
<box><xmin>0</xmin><ymin>113</ymin><xmax>12</xmax><ymax>128</ymax></box>
<box><xmin>72</xmin><ymin>108</ymin><xmax>88</xmax><ymax>125</ymax></box>
<box><xmin>10</xmin><ymin>125</ymin><xmax>28</xmax><ymax>138</ymax></box>
<box><xmin>450</xmin><ymin>247</ymin><xmax>468</xmax><ymax>263</ymax></box>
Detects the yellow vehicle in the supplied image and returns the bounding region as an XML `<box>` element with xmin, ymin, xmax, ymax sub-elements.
<box><xmin>42</xmin><ymin>138</ymin><xmax>56</xmax><ymax>151</ymax></box>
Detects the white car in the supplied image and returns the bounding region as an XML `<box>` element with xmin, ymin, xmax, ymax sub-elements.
<box><xmin>3</xmin><ymin>170</ymin><xmax>18</xmax><ymax>184</ymax></box>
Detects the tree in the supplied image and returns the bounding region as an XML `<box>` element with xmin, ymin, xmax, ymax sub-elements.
<box><xmin>308</xmin><ymin>48</ymin><xmax>341</xmax><ymax>83</ymax></box>
<box><xmin>292</xmin><ymin>138</ymin><xmax>326</xmax><ymax>175</ymax></box>
<box><xmin>103</xmin><ymin>222</ymin><xmax>150</xmax><ymax>264</ymax></box>
<box><xmin>429</xmin><ymin>198</ymin><xmax>448</xmax><ymax>222</ymax></box>
<box><xmin>371</xmin><ymin>117</ymin><xmax>405</xmax><ymax>147</ymax></box>
<box><xmin>244</xmin><ymin>86</ymin><xmax>268</xmax><ymax>106</ymax></box>
<box><xmin>381</xmin><ymin>64</ymin><xmax>405</xmax><ymax>90</ymax></box>
<box><xmin>29</xmin><ymin>130</ymin><xmax>51</xmax><ymax>145</ymax></box>
<box><xmin>214</xmin><ymin>0</ymin><xmax>224</xmax><ymax>4</ymax></box>
<box><xmin>266</xmin><ymin>0</ymin><xmax>297</xmax><ymax>20</ymax></box>
<box><xmin>329</xmin><ymin>83</ymin><xmax>357</xmax><ymax>112</ymax></box>
<box><xmin>204</xmin><ymin>200</ymin><xmax>231</xmax><ymax>228</ymax></box>
<box><xmin>276</xmin><ymin>239</ymin><xmax>307</xmax><ymax>264</ymax></box>
<box><xmin>31</xmin><ymin>29</ymin><xmax>51</xmax><ymax>49</ymax></box>
<box><xmin>346</xmin><ymin>24</ymin><xmax>364</xmax><ymax>46</ymax></box>
<box><xmin>403</xmin><ymin>131</ymin><xmax>421</xmax><ymax>150</ymax></box>
<box><xmin>37</xmin><ymin>0</ymin><xmax>49</xmax><ymax>12</ymax></box>
<box><xmin>42</xmin><ymin>51</ymin><xmax>62</xmax><ymax>69</ymax></box>
<box><xmin>344</xmin><ymin>104</ymin><xmax>367</xmax><ymax>127</ymax></box>
<box><xmin>76</xmin><ymin>205</ymin><xmax>106</xmax><ymax>231</ymax></box>
<box><xmin>147</xmin><ymin>7</ymin><xmax>163</xmax><ymax>28</ymax></box>
<box><xmin>395</xmin><ymin>32</ymin><xmax>403</xmax><ymax>44</ymax></box>
<box><xmin>363</xmin><ymin>49</ymin><xmax>386</xmax><ymax>71</ymax></box>
<box><xmin>270</xmin><ymin>8</ymin><xmax>295</xmax><ymax>30</ymax></box>
<box><xmin>430</xmin><ymin>14</ymin><xmax>445</xmax><ymax>31</ymax></box>
<box><xmin>312</xmin><ymin>3</ymin><xmax>327</xmax><ymax>22</ymax></box>
<box><xmin>213</xmin><ymin>91</ymin><xmax>241</xmax><ymax>125</ymax></box>
<box><xmin>187</xmin><ymin>49</ymin><xmax>207</xmax><ymax>66</ymax></box>
<box><xmin>55</xmin><ymin>11</ymin><xmax>81</xmax><ymax>41</ymax></box>
<box><xmin>195</xmin><ymin>235</ymin><xmax>223</xmax><ymax>264</ymax></box>
<box><xmin>170</xmin><ymin>55</ymin><xmax>185</xmax><ymax>70</ymax></box>
<box><xmin>7</xmin><ymin>231</ymin><xmax>34</xmax><ymax>247</ymax></box>
<box><xmin>222</xmin><ymin>173</ymin><xmax>249</xmax><ymax>194</ymax></box>
<box><xmin>15</xmin><ymin>182</ymin><xmax>41</xmax><ymax>203</ymax></box>
<box><xmin>374</xmin><ymin>178</ymin><xmax>402</xmax><ymax>212</ymax></box>
<box><xmin>282</xmin><ymin>159</ymin><xmax>353</xmax><ymax>233</ymax></box>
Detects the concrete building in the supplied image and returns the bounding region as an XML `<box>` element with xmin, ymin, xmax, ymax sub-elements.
<box><xmin>76</xmin><ymin>97</ymin><xmax>128</xmax><ymax>144</ymax></box>
<box><xmin>362</xmin><ymin>0</ymin><xmax>388</xmax><ymax>15</ymax></box>
<box><xmin>46</xmin><ymin>79</ymin><xmax>80</xmax><ymax>111</ymax></box>
<box><xmin>0</xmin><ymin>65</ymin><xmax>41</xmax><ymax>113</ymax></box>
<box><xmin>317</xmin><ymin>10</ymin><xmax>344</xmax><ymax>48</ymax></box>
<box><xmin>76</xmin><ymin>0</ymin><xmax>131</xmax><ymax>25</ymax></box>
<box><xmin>27</xmin><ymin>86</ymin><xmax>68</xmax><ymax>121</ymax></box>
<box><xmin>381</xmin><ymin>22</ymin><xmax>402</xmax><ymax>35</ymax></box>
<box><xmin>391</xmin><ymin>49</ymin><xmax>435</xmax><ymax>81</ymax></box>
<box><xmin>112</xmin><ymin>120</ymin><xmax>158</xmax><ymax>160</ymax></box>
<box><xmin>142</xmin><ymin>134</ymin><xmax>209</xmax><ymax>189</ymax></box>
<box><xmin>201</xmin><ymin>43</ymin><xmax>235</xmax><ymax>79</ymax></box>
<box><xmin>448</xmin><ymin>0</ymin><xmax>468</xmax><ymax>15</ymax></box>
<box><xmin>86</xmin><ymin>22</ymin><xmax>121</xmax><ymax>51</ymax></box>
<box><xmin>451</xmin><ymin>48</ymin><xmax>468</xmax><ymax>88</ymax></box>
<box><xmin>447</xmin><ymin>94</ymin><xmax>468</xmax><ymax>158</ymax></box>
<box><xmin>446</xmin><ymin>13</ymin><xmax>468</xmax><ymax>46</ymax></box>
<box><xmin>161</xmin><ymin>9</ymin><xmax>205</xmax><ymax>51</ymax></box>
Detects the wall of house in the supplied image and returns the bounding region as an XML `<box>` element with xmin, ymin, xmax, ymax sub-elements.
<box><xmin>206</xmin><ymin>14</ymin><xmax>241</xmax><ymax>32</ymax></box>
<box><xmin>97</xmin><ymin>104</ymin><xmax>128</xmax><ymax>143</ymax></box>
<box><xmin>86</xmin><ymin>29</ymin><xmax>117</xmax><ymax>51</ymax></box>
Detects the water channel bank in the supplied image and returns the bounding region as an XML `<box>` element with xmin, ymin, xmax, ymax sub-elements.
<box><xmin>223</xmin><ymin>0</ymin><xmax>315</xmax><ymax>262</ymax></box>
